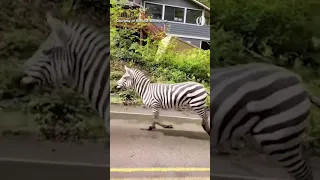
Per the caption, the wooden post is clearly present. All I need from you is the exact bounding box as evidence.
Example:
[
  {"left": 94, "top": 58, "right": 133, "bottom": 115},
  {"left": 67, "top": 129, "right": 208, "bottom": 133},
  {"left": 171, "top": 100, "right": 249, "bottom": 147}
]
[{"left": 140, "top": 28, "right": 143, "bottom": 45}]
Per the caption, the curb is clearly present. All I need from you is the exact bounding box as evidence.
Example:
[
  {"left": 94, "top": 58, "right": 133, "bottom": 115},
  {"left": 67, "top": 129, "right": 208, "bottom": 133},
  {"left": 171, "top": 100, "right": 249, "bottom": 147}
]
[{"left": 110, "top": 111, "right": 202, "bottom": 125}]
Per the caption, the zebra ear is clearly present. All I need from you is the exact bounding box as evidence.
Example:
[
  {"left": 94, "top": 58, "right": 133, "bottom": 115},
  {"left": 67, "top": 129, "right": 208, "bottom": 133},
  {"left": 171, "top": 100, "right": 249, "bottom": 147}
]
[
  {"left": 124, "top": 65, "right": 129, "bottom": 71},
  {"left": 46, "top": 12, "right": 68, "bottom": 43}
]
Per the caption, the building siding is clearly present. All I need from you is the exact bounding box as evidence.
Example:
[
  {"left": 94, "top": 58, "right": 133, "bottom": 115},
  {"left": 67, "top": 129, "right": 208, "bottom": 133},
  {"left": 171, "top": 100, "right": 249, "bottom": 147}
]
[
  {"left": 176, "top": 37, "right": 201, "bottom": 47},
  {"left": 141, "top": 0, "right": 210, "bottom": 40},
  {"left": 142, "top": 0, "right": 204, "bottom": 10},
  {"left": 155, "top": 22, "right": 209, "bottom": 39}
]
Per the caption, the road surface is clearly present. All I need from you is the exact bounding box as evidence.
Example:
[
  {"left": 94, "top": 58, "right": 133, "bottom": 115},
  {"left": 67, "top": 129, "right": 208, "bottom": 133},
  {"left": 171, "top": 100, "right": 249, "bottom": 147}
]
[
  {"left": 110, "top": 118, "right": 210, "bottom": 179},
  {"left": 109, "top": 118, "right": 292, "bottom": 180},
  {"left": 2, "top": 115, "right": 320, "bottom": 180},
  {"left": 0, "top": 138, "right": 109, "bottom": 180}
]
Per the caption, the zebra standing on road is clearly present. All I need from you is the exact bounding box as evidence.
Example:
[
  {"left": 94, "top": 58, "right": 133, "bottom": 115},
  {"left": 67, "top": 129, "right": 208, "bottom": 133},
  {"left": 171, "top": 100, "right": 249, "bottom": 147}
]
[
  {"left": 210, "top": 62, "right": 319, "bottom": 180},
  {"left": 19, "top": 12, "right": 110, "bottom": 135},
  {"left": 116, "top": 65, "right": 210, "bottom": 135}
]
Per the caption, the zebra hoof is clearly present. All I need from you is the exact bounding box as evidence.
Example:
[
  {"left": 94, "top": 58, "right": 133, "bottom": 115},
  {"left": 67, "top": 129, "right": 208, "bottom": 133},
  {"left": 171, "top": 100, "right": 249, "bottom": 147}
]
[
  {"left": 216, "top": 151, "right": 231, "bottom": 156},
  {"left": 140, "top": 126, "right": 156, "bottom": 131},
  {"left": 165, "top": 125, "right": 173, "bottom": 129},
  {"left": 147, "top": 126, "right": 156, "bottom": 131}
]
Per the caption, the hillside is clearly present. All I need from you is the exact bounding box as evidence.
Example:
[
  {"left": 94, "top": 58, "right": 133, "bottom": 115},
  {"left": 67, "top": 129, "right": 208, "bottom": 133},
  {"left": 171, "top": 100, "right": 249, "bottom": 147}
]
[{"left": 0, "top": 0, "right": 111, "bottom": 140}]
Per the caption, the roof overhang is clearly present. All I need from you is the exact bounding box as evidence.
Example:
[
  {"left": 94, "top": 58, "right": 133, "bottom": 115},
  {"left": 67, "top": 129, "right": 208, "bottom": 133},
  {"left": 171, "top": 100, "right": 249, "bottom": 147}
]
[{"left": 190, "top": 0, "right": 210, "bottom": 11}]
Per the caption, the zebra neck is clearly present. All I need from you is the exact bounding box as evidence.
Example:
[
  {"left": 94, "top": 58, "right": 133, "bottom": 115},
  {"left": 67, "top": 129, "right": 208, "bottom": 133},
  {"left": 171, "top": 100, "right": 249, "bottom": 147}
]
[{"left": 134, "top": 79, "right": 151, "bottom": 99}]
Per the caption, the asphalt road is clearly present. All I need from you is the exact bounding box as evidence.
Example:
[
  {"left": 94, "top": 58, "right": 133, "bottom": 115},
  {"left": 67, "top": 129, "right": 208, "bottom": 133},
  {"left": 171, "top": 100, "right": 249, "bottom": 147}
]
[
  {"left": 0, "top": 116, "right": 305, "bottom": 180},
  {"left": 109, "top": 119, "right": 289, "bottom": 180},
  {"left": 110, "top": 118, "right": 210, "bottom": 179},
  {"left": 0, "top": 138, "right": 109, "bottom": 180}
]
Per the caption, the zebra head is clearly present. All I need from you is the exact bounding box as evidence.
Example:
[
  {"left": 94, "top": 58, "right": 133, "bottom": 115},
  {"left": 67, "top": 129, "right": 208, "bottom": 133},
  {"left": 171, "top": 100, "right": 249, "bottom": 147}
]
[
  {"left": 116, "top": 65, "right": 134, "bottom": 89},
  {"left": 19, "top": 12, "right": 72, "bottom": 90}
]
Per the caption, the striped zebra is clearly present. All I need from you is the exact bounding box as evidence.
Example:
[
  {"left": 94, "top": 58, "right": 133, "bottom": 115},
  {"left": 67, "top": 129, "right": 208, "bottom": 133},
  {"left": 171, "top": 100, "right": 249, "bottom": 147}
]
[
  {"left": 211, "top": 62, "right": 319, "bottom": 180},
  {"left": 18, "top": 12, "right": 110, "bottom": 135},
  {"left": 116, "top": 65, "right": 210, "bottom": 134}
]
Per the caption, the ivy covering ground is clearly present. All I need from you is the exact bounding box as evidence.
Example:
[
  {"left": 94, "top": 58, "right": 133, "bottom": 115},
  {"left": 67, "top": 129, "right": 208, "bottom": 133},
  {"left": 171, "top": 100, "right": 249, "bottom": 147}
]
[{"left": 211, "top": 0, "right": 320, "bottom": 150}]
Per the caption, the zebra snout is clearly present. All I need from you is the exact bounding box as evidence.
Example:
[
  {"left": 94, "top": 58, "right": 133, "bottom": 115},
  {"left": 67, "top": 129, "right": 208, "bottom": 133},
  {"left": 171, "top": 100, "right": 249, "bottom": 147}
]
[
  {"left": 116, "top": 85, "right": 122, "bottom": 89},
  {"left": 19, "top": 75, "right": 38, "bottom": 90}
]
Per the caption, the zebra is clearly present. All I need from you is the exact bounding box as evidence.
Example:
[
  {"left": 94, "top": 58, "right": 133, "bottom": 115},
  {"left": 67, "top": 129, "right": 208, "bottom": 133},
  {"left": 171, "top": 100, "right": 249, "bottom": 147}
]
[
  {"left": 18, "top": 12, "right": 110, "bottom": 136},
  {"left": 116, "top": 65, "right": 210, "bottom": 135},
  {"left": 210, "top": 62, "right": 320, "bottom": 180}
]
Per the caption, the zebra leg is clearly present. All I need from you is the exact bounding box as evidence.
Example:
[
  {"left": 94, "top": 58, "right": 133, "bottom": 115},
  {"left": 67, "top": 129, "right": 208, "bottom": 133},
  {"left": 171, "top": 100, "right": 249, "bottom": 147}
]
[
  {"left": 152, "top": 108, "right": 173, "bottom": 129},
  {"left": 215, "top": 137, "right": 247, "bottom": 156},
  {"left": 242, "top": 134, "right": 264, "bottom": 153},
  {"left": 190, "top": 105, "right": 210, "bottom": 136},
  {"left": 214, "top": 140, "right": 233, "bottom": 155},
  {"left": 141, "top": 108, "right": 173, "bottom": 131},
  {"left": 201, "top": 110, "right": 210, "bottom": 136},
  {"left": 253, "top": 133, "right": 314, "bottom": 180}
]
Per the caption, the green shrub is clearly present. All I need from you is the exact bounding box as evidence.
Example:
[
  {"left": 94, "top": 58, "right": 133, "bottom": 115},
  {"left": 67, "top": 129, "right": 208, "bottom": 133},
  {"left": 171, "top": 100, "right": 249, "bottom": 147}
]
[
  {"left": 118, "top": 90, "right": 142, "bottom": 106},
  {"left": 110, "top": 70, "right": 124, "bottom": 80},
  {"left": 309, "top": 111, "right": 320, "bottom": 137},
  {"left": 154, "top": 48, "right": 210, "bottom": 83},
  {"left": 212, "top": 0, "right": 318, "bottom": 69},
  {"left": 150, "top": 67, "right": 188, "bottom": 83},
  {"left": 24, "top": 91, "right": 103, "bottom": 141},
  {"left": 110, "top": 80, "right": 119, "bottom": 93},
  {"left": 212, "top": 0, "right": 320, "bottom": 137}
]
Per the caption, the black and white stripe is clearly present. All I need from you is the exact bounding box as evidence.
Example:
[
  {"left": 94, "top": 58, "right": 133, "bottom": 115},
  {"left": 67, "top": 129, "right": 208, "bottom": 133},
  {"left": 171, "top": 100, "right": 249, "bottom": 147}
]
[
  {"left": 20, "top": 12, "right": 110, "bottom": 133},
  {"left": 116, "top": 66, "right": 210, "bottom": 134},
  {"left": 210, "top": 63, "right": 317, "bottom": 180}
]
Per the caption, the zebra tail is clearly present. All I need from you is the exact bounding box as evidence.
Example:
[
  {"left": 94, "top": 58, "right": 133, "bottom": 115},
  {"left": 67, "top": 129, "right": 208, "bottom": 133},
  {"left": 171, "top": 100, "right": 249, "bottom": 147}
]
[
  {"left": 309, "top": 94, "right": 320, "bottom": 108},
  {"left": 206, "top": 91, "right": 210, "bottom": 96}
]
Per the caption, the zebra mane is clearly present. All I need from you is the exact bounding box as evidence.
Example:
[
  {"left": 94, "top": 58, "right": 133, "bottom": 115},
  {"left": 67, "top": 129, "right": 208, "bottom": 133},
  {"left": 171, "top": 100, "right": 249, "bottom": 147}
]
[
  {"left": 125, "top": 67, "right": 152, "bottom": 84},
  {"left": 46, "top": 12, "right": 108, "bottom": 47},
  {"left": 127, "top": 67, "right": 148, "bottom": 77}
]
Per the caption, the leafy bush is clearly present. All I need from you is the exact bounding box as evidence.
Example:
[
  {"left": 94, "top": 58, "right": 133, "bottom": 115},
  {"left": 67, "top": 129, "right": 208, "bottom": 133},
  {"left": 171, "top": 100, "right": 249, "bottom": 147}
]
[
  {"left": 211, "top": 27, "right": 251, "bottom": 67},
  {"left": 25, "top": 92, "right": 103, "bottom": 141},
  {"left": 212, "top": 0, "right": 312, "bottom": 60},
  {"left": 212, "top": 0, "right": 320, "bottom": 138},
  {"left": 156, "top": 48, "right": 210, "bottom": 83}
]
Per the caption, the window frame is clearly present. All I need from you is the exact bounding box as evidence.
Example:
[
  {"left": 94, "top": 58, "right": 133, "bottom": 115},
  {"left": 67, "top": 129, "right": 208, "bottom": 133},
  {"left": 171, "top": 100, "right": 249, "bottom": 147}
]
[
  {"left": 185, "top": 8, "right": 203, "bottom": 25},
  {"left": 163, "top": 5, "right": 185, "bottom": 23},
  {"left": 144, "top": 2, "right": 164, "bottom": 20},
  {"left": 143, "top": 1, "right": 207, "bottom": 26}
]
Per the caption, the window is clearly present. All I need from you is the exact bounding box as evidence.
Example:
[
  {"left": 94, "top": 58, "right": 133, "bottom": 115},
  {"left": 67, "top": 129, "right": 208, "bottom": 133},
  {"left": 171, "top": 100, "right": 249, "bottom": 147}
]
[
  {"left": 186, "top": 9, "right": 202, "bottom": 24},
  {"left": 205, "top": 17, "right": 210, "bottom": 25},
  {"left": 164, "top": 6, "right": 184, "bottom": 22},
  {"left": 200, "top": 41, "right": 210, "bottom": 50},
  {"left": 145, "top": 3, "right": 163, "bottom": 20}
]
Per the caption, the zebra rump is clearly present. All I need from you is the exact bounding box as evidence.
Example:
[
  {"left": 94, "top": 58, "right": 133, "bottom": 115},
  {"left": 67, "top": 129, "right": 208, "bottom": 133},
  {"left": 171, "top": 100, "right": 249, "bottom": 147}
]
[{"left": 210, "top": 63, "right": 318, "bottom": 180}]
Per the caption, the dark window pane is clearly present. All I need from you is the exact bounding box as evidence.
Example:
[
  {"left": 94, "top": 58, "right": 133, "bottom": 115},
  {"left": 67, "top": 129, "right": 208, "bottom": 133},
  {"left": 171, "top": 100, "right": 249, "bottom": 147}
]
[
  {"left": 201, "top": 41, "right": 210, "bottom": 50},
  {"left": 145, "top": 3, "right": 163, "bottom": 20},
  {"left": 186, "top": 9, "right": 202, "bottom": 24},
  {"left": 205, "top": 17, "right": 210, "bottom": 25},
  {"left": 164, "top": 6, "right": 184, "bottom": 22}
]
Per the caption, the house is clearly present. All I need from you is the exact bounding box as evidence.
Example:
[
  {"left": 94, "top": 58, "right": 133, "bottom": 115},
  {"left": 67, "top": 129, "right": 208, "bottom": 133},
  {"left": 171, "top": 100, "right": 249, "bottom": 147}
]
[{"left": 115, "top": 0, "right": 210, "bottom": 50}]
